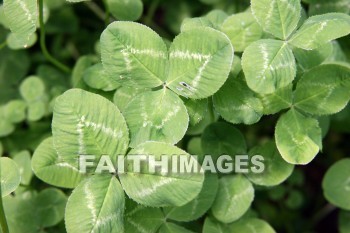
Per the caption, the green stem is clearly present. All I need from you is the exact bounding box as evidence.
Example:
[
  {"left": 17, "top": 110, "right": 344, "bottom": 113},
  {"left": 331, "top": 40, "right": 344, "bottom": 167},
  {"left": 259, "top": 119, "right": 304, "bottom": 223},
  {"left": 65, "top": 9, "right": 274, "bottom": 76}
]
[
  {"left": 144, "top": 0, "right": 160, "bottom": 26},
  {"left": 102, "top": 0, "right": 111, "bottom": 26},
  {"left": 0, "top": 164, "right": 9, "bottom": 233},
  {"left": 208, "top": 98, "right": 215, "bottom": 123},
  {"left": 38, "top": 0, "right": 71, "bottom": 73},
  {"left": 311, "top": 203, "right": 336, "bottom": 226},
  {"left": 84, "top": 1, "right": 106, "bottom": 22}
]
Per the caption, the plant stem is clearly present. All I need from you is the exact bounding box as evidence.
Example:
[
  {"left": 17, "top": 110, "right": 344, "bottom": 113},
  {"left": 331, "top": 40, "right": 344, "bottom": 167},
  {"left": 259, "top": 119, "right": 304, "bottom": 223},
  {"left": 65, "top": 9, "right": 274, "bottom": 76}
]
[
  {"left": 208, "top": 98, "right": 215, "bottom": 123},
  {"left": 0, "top": 163, "right": 9, "bottom": 233},
  {"left": 38, "top": 0, "right": 71, "bottom": 73},
  {"left": 144, "top": 0, "right": 160, "bottom": 26},
  {"left": 84, "top": 1, "right": 106, "bottom": 22},
  {"left": 311, "top": 203, "right": 336, "bottom": 226},
  {"left": 102, "top": 0, "right": 111, "bottom": 25}
]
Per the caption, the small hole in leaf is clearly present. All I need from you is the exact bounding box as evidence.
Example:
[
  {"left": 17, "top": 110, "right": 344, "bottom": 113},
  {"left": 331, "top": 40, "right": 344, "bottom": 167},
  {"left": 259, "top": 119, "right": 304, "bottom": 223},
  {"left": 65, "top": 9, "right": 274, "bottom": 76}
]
[{"left": 180, "top": 82, "right": 189, "bottom": 87}]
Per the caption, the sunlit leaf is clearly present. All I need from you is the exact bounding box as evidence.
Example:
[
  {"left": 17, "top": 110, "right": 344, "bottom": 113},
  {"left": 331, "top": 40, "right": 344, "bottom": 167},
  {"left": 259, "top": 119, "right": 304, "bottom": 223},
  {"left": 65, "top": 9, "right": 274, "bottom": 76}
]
[
  {"left": 242, "top": 39, "right": 296, "bottom": 94},
  {"left": 32, "top": 137, "right": 85, "bottom": 189},
  {"left": 65, "top": 175, "right": 125, "bottom": 233},
  {"left": 275, "top": 109, "right": 322, "bottom": 165},
  {"left": 289, "top": 13, "right": 350, "bottom": 50},
  {"left": 213, "top": 74, "right": 263, "bottom": 124},
  {"left": 251, "top": 0, "right": 301, "bottom": 39},
  {"left": 123, "top": 89, "right": 188, "bottom": 148},
  {"left": 52, "top": 89, "right": 129, "bottom": 165},
  {"left": 247, "top": 141, "right": 294, "bottom": 186},
  {"left": 101, "top": 21, "right": 168, "bottom": 88},
  {"left": 165, "top": 173, "right": 218, "bottom": 222},
  {"left": 222, "top": 12, "right": 263, "bottom": 52},
  {"left": 294, "top": 63, "right": 350, "bottom": 116},
  {"left": 211, "top": 175, "right": 254, "bottom": 223},
  {"left": 0, "top": 157, "right": 21, "bottom": 197},
  {"left": 167, "top": 27, "right": 233, "bottom": 99},
  {"left": 119, "top": 142, "right": 204, "bottom": 207},
  {"left": 3, "top": 0, "right": 37, "bottom": 47}
]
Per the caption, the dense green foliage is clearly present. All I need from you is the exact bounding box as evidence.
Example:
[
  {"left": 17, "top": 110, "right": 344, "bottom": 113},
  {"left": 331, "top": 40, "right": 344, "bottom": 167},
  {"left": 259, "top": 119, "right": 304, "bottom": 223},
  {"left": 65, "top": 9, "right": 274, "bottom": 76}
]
[{"left": 0, "top": 0, "right": 350, "bottom": 232}]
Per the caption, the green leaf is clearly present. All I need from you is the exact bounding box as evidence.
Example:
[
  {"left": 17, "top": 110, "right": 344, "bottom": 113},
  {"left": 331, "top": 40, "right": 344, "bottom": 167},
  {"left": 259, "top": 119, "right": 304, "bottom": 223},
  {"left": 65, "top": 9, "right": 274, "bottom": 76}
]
[
  {"left": 275, "top": 109, "right": 322, "bottom": 165},
  {"left": 186, "top": 107, "right": 217, "bottom": 136},
  {"left": 3, "top": 100, "right": 27, "bottom": 124},
  {"left": 32, "top": 137, "right": 85, "bottom": 189},
  {"left": 213, "top": 74, "right": 263, "bottom": 125},
  {"left": 119, "top": 141, "right": 204, "bottom": 207},
  {"left": 13, "top": 150, "right": 32, "bottom": 185},
  {"left": 83, "top": 63, "right": 121, "bottom": 91},
  {"left": 228, "top": 218, "right": 276, "bottom": 233},
  {"left": 222, "top": 12, "right": 263, "bottom": 52},
  {"left": 182, "top": 98, "right": 208, "bottom": 126},
  {"left": 322, "top": 158, "right": 350, "bottom": 210},
  {"left": 0, "top": 115, "right": 15, "bottom": 137},
  {"left": 285, "top": 190, "right": 304, "bottom": 209},
  {"left": 37, "top": 65, "right": 70, "bottom": 91},
  {"left": 27, "top": 99, "right": 48, "bottom": 122},
  {"left": 124, "top": 199, "right": 165, "bottom": 233},
  {"left": 113, "top": 85, "right": 145, "bottom": 112},
  {"left": 251, "top": 0, "right": 301, "bottom": 40},
  {"left": 71, "top": 55, "right": 98, "bottom": 88},
  {"left": 201, "top": 122, "right": 247, "bottom": 160},
  {"left": 319, "top": 116, "right": 330, "bottom": 138},
  {"left": 65, "top": 175, "right": 125, "bottom": 233},
  {"left": 242, "top": 39, "right": 296, "bottom": 94},
  {"left": 258, "top": 84, "right": 293, "bottom": 115},
  {"left": 203, "top": 217, "right": 230, "bottom": 233},
  {"left": 230, "top": 55, "right": 242, "bottom": 78},
  {"left": 326, "top": 41, "right": 348, "bottom": 63},
  {"left": 165, "top": 173, "right": 218, "bottom": 222},
  {"left": 187, "top": 137, "right": 203, "bottom": 159},
  {"left": 0, "top": 141, "right": 3, "bottom": 156},
  {"left": 106, "top": 0, "right": 143, "bottom": 21},
  {"left": 3, "top": 188, "right": 67, "bottom": 232},
  {"left": 247, "top": 141, "right": 294, "bottom": 186},
  {"left": 20, "top": 76, "right": 48, "bottom": 121},
  {"left": 294, "top": 63, "right": 350, "bottom": 116},
  {"left": 180, "top": 10, "right": 228, "bottom": 32},
  {"left": 309, "top": 0, "right": 350, "bottom": 15},
  {"left": 339, "top": 210, "right": 350, "bottom": 233},
  {"left": 180, "top": 17, "right": 214, "bottom": 32},
  {"left": 0, "top": 6, "right": 9, "bottom": 28},
  {"left": 159, "top": 223, "right": 194, "bottom": 233},
  {"left": 211, "top": 175, "right": 254, "bottom": 223},
  {"left": 101, "top": 21, "right": 167, "bottom": 88},
  {"left": 0, "top": 157, "right": 21, "bottom": 197},
  {"left": 167, "top": 27, "right": 233, "bottom": 99},
  {"left": 123, "top": 89, "right": 188, "bottom": 148},
  {"left": 268, "top": 186, "right": 287, "bottom": 201},
  {"left": 52, "top": 89, "right": 129, "bottom": 165},
  {"left": 0, "top": 48, "right": 30, "bottom": 104},
  {"left": 293, "top": 42, "right": 333, "bottom": 71},
  {"left": 289, "top": 13, "right": 350, "bottom": 50},
  {"left": 3, "top": 0, "right": 38, "bottom": 47},
  {"left": 7, "top": 32, "right": 37, "bottom": 50},
  {"left": 20, "top": 76, "right": 45, "bottom": 101},
  {"left": 35, "top": 188, "right": 67, "bottom": 227},
  {"left": 205, "top": 10, "right": 228, "bottom": 29}
]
